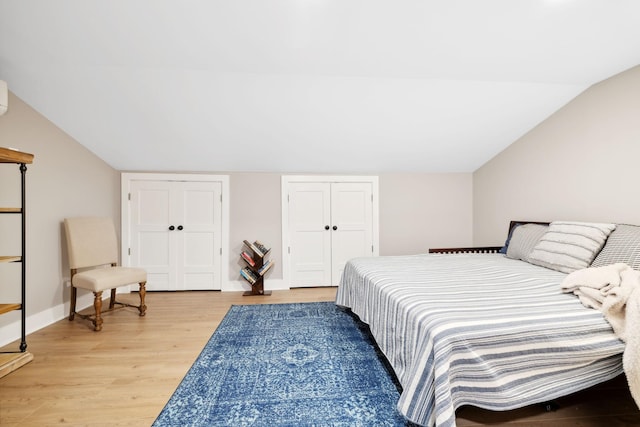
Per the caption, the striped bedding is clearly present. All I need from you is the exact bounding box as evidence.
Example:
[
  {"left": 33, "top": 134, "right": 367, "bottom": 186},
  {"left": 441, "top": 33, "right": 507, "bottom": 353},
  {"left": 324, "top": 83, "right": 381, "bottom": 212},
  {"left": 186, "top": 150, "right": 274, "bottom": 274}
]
[{"left": 336, "top": 253, "right": 625, "bottom": 427}]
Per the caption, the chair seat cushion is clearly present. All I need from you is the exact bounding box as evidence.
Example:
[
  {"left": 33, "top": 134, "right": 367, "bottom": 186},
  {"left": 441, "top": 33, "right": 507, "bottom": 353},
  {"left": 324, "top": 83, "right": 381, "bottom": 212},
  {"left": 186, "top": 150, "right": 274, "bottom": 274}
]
[{"left": 72, "top": 267, "right": 147, "bottom": 292}]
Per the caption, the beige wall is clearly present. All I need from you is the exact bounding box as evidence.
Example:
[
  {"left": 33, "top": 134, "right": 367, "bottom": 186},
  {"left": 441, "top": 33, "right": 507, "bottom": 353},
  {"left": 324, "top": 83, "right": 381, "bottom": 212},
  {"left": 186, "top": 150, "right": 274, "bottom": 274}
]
[
  {"left": 229, "top": 172, "right": 284, "bottom": 283},
  {"left": 0, "top": 92, "right": 120, "bottom": 344},
  {"left": 379, "top": 173, "right": 473, "bottom": 255},
  {"left": 473, "top": 65, "right": 640, "bottom": 245}
]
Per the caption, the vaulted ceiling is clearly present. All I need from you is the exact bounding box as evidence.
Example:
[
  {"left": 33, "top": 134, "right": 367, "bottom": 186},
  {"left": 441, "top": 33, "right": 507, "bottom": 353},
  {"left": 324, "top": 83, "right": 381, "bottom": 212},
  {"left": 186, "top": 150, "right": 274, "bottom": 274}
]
[{"left": 1, "top": 1, "right": 639, "bottom": 173}]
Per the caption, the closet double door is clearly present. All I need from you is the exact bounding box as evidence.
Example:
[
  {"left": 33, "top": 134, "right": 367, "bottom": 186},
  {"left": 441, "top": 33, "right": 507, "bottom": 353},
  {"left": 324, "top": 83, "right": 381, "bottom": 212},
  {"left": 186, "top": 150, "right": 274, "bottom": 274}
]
[
  {"left": 284, "top": 177, "right": 378, "bottom": 287},
  {"left": 125, "top": 176, "right": 224, "bottom": 291}
]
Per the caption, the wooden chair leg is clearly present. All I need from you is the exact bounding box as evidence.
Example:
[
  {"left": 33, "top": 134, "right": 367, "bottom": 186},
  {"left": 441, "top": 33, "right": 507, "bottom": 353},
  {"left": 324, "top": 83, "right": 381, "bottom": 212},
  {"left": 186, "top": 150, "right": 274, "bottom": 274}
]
[
  {"left": 109, "top": 288, "right": 116, "bottom": 309},
  {"left": 138, "top": 282, "right": 147, "bottom": 316},
  {"left": 93, "top": 291, "right": 104, "bottom": 331},
  {"left": 69, "top": 286, "right": 77, "bottom": 321}
]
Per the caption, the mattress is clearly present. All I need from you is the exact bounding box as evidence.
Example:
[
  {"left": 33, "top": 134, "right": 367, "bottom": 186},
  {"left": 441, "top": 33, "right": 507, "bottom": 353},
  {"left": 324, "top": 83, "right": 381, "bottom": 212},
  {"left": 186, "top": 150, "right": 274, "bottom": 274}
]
[{"left": 336, "top": 253, "right": 625, "bottom": 427}]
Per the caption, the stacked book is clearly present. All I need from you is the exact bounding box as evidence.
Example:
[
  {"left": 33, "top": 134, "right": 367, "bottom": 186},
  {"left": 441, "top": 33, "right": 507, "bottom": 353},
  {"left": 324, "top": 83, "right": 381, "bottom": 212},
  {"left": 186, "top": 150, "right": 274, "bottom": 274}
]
[
  {"left": 241, "top": 251, "right": 255, "bottom": 267},
  {"left": 258, "top": 259, "right": 274, "bottom": 276},
  {"left": 243, "top": 240, "right": 270, "bottom": 257},
  {"left": 240, "top": 267, "right": 258, "bottom": 284}
]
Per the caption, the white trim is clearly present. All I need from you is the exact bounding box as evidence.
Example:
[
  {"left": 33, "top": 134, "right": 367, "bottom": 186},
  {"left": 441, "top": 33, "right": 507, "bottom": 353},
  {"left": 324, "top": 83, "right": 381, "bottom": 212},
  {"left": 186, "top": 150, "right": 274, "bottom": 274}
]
[
  {"left": 0, "top": 291, "right": 109, "bottom": 347},
  {"left": 281, "top": 175, "right": 379, "bottom": 289},
  {"left": 0, "top": 277, "right": 292, "bottom": 346},
  {"left": 120, "top": 172, "right": 230, "bottom": 291},
  {"left": 0, "top": 307, "right": 65, "bottom": 347}
]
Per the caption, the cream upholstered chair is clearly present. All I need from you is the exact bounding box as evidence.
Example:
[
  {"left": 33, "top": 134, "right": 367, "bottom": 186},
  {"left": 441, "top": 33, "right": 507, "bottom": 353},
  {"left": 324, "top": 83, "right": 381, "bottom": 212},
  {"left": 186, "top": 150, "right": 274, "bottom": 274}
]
[{"left": 64, "top": 217, "right": 147, "bottom": 331}]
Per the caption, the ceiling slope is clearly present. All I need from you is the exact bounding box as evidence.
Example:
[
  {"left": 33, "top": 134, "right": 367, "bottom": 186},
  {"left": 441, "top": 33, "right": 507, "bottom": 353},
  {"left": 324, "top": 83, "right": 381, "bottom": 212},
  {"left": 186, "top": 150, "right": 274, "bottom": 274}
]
[{"left": 1, "top": 1, "right": 639, "bottom": 173}]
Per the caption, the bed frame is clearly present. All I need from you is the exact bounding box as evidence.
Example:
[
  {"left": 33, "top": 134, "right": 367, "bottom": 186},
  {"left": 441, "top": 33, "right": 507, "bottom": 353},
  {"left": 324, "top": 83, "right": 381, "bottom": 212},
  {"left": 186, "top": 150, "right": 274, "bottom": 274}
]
[{"left": 429, "top": 220, "right": 549, "bottom": 254}]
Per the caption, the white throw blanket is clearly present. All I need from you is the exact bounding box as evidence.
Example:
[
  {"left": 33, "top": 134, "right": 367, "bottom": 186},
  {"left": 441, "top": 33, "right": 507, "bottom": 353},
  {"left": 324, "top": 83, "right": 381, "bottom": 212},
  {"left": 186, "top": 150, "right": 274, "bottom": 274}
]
[{"left": 562, "top": 263, "right": 640, "bottom": 408}]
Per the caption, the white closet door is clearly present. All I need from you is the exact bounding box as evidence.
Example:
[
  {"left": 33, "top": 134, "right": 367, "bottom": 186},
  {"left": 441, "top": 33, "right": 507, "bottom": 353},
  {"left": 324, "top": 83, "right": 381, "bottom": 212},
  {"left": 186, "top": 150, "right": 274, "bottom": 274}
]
[
  {"left": 330, "top": 182, "right": 373, "bottom": 285},
  {"left": 129, "top": 179, "right": 222, "bottom": 291},
  {"left": 286, "top": 180, "right": 375, "bottom": 287},
  {"left": 288, "top": 182, "right": 332, "bottom": 286}
]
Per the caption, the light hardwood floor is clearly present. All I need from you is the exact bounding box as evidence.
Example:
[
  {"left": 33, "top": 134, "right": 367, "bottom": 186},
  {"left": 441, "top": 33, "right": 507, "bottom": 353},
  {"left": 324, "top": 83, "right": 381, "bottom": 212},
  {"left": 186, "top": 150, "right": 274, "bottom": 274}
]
[{"left": 0, "top": 288, "right": 638, "bottom": 426}]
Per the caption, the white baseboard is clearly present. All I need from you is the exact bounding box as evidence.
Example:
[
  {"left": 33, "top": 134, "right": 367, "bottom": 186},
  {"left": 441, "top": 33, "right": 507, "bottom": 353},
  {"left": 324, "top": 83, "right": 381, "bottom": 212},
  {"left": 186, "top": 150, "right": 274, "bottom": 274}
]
[
  {"left": 0, "top": 302, "right": 67, "bottom": 348},
  {"left": 0, "top": 291, "right": 101, "bottom": 348},
  {"left": 0, "top": 281, "right": 291, "bottom": 347}
]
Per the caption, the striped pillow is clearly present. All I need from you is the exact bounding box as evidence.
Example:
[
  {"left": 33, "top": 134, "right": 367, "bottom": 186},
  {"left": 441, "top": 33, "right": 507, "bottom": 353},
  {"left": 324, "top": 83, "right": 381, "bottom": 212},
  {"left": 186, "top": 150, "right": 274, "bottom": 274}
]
[
  {"left": 591, "top": 224, "right": 640, "bottom": 270},
  {"left": 505, "top": 223, "right": 549, "bottom": 262},
  {"left": 528, "top": 221, "right": 616, "bottom": 273}
]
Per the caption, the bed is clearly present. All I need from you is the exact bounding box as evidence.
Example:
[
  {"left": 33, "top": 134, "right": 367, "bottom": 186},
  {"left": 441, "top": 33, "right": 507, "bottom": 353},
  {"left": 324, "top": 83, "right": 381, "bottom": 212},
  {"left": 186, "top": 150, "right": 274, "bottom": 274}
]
[{"left": 335, "top": 220, "right": 638, "bottom": 427}]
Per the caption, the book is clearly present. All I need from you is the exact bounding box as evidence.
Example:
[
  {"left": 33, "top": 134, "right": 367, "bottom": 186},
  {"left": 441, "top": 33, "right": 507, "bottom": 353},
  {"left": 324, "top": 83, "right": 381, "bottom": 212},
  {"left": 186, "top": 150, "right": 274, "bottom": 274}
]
[
  {"left": 240, "top": 267, "right": 257, "bottom": 284},
  {"left": 241, "top": 251, "right": 255, "bottom": 267},
  {"left": 246, "top": 267, "right": 258, "bottom": 280},
  {"left": 258, "top": 259, "right": 274, "bottom": 276},
  {"left": 243, "top": 239, "right": 264, "bottom": 257},
  {"left": 254, "top": 240, "right": 270, "bottom": 255}
]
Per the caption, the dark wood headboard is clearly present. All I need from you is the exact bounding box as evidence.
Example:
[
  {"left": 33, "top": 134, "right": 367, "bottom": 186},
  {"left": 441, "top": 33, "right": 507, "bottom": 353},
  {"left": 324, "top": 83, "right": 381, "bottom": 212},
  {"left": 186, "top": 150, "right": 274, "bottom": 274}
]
[
  {"left": 428, "top": 220, "right": 550, "bottom": 254},
  {"left": 507, "top": 220, "right": 549, "bottom": 234}
]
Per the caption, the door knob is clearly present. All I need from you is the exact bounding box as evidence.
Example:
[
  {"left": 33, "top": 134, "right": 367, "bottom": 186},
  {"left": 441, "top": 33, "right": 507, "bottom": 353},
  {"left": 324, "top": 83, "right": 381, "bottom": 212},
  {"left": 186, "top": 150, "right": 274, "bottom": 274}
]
[
  {"left": 325, "top": 225, "right": 330, "bottom": 230},
  {"left": 177, "top": 225, "right": 184, "bottom": 231},
  {"left": 332, "top": 225, "right": 338, "bottom": 231},
  {"left": 168, "top": 225, "right": 175, "bottom": 231}
]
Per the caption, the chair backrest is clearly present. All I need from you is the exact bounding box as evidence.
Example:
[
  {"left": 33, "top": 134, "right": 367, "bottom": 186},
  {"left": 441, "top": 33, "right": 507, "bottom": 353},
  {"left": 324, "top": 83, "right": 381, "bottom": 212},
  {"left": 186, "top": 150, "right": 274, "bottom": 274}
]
[{"left": 64, "top": 217, "right": 119, "bottom": 269}]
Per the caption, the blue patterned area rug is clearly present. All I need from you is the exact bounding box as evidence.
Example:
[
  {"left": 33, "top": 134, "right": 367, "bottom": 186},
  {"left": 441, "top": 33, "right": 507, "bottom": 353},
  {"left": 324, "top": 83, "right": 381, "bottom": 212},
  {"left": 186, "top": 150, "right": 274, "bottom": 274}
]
[{"left": 153, "top": 302, "right": 410, "bottom": 426}]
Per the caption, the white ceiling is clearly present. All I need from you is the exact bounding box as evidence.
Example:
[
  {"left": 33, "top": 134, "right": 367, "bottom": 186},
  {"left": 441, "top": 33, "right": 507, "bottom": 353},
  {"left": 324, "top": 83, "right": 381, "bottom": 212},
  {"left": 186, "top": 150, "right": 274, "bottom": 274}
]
[{"left": 1, "top": 1, "right": 639, "bottom": 173}]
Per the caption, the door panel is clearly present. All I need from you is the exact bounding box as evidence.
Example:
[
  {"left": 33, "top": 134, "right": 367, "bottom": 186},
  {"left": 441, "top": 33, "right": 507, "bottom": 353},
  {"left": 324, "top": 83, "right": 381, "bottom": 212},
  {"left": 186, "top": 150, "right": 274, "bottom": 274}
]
[
  {"left": 138, "top": 189, "right": 171, "bottom": 225},
  {"left": 130, "top": 181, "right": 174, "bottom": 291},
  {"left": 288, "top": 183, "right": 331, "bottom": 287},
  {"left": 331, "top": 183, "right": 373, "bottom": 285},
  {"left": 183, "top": 186, "right": 217, "bottom": 224},
  {"left": 175, "top": 181, "right": 222, "bottom": 290},
  {"left": 135, "top": 231, "right": 171, "bottom": 291}
]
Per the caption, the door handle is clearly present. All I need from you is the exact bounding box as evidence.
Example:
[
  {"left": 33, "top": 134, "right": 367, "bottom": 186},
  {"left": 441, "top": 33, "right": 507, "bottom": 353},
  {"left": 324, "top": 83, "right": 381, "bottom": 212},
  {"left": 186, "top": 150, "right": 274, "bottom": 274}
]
[
  {"left": 332, "top": 225, "right": 338, "bottom": 231},
  {"left": 325, "top": 225, "right": 330, "bottom": 230},
  {"left": 177, "top": 225, "right": 184, "bottom": 231},
  {"left": 168, "top": 225, "right": 175, "bottom": 231}
]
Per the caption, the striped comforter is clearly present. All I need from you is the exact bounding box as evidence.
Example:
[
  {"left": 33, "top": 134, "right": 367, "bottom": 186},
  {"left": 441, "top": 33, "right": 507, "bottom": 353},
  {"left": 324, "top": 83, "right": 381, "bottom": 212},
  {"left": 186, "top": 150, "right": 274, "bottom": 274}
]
[{"left": 336, "top": 253, "right": 625, "bottom": 427}]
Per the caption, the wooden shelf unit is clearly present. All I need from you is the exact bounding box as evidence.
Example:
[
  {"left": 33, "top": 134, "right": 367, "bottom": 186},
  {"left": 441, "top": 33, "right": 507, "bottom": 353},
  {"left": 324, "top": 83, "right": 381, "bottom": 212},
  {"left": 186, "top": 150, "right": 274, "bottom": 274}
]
[
  {"left": 0, "top": 303, "right": 22, "bottom": 315},
  {"left": 240, "top": 240, "right": 274, "bottom": 296},
  {"left": 0, "top": 147, "right": 34, "bottom": 378},
  {"left": 0, "top": 147, "right": 34, "bottom": 164}
]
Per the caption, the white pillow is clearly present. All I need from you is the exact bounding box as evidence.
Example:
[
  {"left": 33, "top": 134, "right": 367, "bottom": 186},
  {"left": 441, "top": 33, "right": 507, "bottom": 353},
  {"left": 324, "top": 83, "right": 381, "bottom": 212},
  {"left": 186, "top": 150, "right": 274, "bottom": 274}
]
[{"left": 528, "top": 221, "right": 616, "bottom": 273}]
